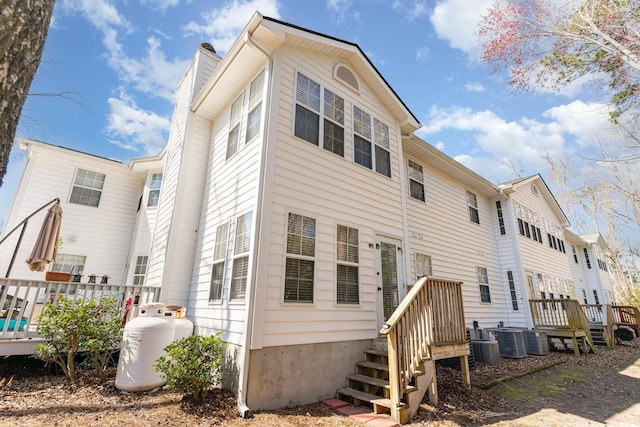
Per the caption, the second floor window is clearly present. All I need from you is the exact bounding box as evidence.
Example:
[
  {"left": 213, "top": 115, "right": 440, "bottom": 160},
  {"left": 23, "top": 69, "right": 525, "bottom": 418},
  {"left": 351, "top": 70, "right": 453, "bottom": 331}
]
[
  {"left": 246, "top": 70, "right": 265, "bottom": 142},
  {"left": 147, "top": 173, "right": 163, "bottom": 207},
  {"left": 354, "top": 106, "right": 391, "bottom": 177},
  {"left": 408, "top": 159, "right": 425, "bottom": 202},
  {"left": 70, "top": 169, "right": 105, "bottom": 207},
  {"left": 467, "top": 191, "right": 480, "bottom": 224},
  {"left": 226, "top": 95, "right": 243, "bottom": 159}
]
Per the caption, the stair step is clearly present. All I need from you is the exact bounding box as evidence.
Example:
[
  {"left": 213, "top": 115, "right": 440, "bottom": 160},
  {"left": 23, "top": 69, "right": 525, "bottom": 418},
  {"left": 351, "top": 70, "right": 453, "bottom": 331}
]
[
  {"left": 337, "top": 387, "right": 406, "bottom": 413},
  {"left": 356, "top": 361, "right": 389, "bottom": 372},
  {"left": 347, "top": 373, "right": 389, "bottom": 388},
  {"left": 365, "top": 349, "right": 388, "bottom": 357}
]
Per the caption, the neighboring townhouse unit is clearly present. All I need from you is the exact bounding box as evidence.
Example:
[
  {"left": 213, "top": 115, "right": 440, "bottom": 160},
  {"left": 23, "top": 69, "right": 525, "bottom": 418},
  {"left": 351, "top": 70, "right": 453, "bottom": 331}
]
[{"left": 1, "top": 12, "right": 626, "bottom": 424}]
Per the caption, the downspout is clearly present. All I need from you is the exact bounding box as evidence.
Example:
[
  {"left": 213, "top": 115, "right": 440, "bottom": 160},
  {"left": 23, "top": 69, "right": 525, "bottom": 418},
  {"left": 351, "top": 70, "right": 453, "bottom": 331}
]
[{"left": 237, "top": 29, "right": 273, "bottom": 418}]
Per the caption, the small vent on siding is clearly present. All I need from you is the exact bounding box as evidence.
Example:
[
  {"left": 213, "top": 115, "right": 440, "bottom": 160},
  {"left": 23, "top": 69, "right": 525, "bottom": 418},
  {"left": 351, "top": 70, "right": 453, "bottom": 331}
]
[
  {"left": 531, "top": 184, "right": 539, "bottom": 196},
  {"left": 334, "top": 64, "right": 359, "bottom": 92}
]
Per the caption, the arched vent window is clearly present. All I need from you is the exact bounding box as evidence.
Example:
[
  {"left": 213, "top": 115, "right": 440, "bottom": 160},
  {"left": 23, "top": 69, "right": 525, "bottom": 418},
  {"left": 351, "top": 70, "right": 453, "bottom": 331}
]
[
  {"left": 531, "top": 184, "right": 539, "bottom": 196},
  {"left": 334, "top": 64, "right": 359, "bottom": 92}
]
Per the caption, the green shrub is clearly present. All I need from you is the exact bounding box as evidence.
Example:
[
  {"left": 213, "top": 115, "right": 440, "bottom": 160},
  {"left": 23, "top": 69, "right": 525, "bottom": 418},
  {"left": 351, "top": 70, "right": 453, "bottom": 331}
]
[
  {"left": 34, "top": 296, "right": 123, "bottom": 383},
  {"left": 154, "top": 333, "right": 226, "bottom": 401}
]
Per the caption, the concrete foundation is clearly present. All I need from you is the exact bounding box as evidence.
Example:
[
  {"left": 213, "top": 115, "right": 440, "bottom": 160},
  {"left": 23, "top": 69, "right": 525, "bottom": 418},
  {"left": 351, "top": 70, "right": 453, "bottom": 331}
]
[{"left": 246, "top": 339, "right": 373, "bottom": 410}]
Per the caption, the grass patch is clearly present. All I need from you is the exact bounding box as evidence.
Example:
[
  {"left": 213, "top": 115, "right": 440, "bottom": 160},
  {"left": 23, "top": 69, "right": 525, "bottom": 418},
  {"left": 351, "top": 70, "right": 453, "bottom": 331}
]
[{"left": 492, "top": 364, "right": 588, "bottom": 406}]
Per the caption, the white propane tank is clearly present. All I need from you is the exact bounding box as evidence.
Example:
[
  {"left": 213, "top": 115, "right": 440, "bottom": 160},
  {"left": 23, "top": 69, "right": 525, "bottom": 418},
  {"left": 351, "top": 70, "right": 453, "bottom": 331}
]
[
  {"left": 115, "top": 303, "right": 176, "bottom": 392},
  {"left": 165, "top": 306, "right": 194, "bottom": 341}
]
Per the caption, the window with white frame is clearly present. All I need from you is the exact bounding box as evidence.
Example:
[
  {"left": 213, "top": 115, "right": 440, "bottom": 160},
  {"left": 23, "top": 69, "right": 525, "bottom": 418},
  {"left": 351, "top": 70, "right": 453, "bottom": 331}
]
[
  {"left": 593, "top": 290, "right": 600, "bottom": 304},
  {"left": 70, "top": 169, "right": 105, "bottom": 207},
  {"left": 408, "top": 159, "right": 425, "bottom": 202},
  {"left": 294, "top": 72, "right": 345, "bottom": 157},
  {"left": 415, "top": 253, "right": 432, "bottom": 280},
  {"left": 467, "top": 191, "right": 480, "bottom": 224},
  {"left": 50, "top": 254, "right": 86, "bottom": 274},
  {"left": 246, "top": 71, "right": 264, "bottom": 142},
  {"left": 496, "top": 201, "right": 506, "bottom": 235},
  {"left": 209, "top": 222, "right": 229, "bottom": 301},
  {"left": 230, "top": 212, "right": 252, "bottom": 300},
  {"left": 584, "top": 248, "right": 592, "bottom": 268},
  {"left": 572, "top": 245, "right": 579, "bottom": 263},
  {"left": 336, "top": 224, "right": 359, "bottom": 304},
  {"left": 133, "top": 255, "right": 148, "bottom": 285},
  {"left": 507, "top": 271, "right": 518, "bottom": 310},
  {"left": 477, "top": 266, "right": 490, "bottom": 303},
  {"left": 284, "top": 213, "right": 316, "bottom": 303},
  {"left": 226, "top": 94, "right": 243, "bottom": 159},
  {"left": 353, "top": 106, "right": 391, "bottom": 177},
  {"left": 147, "top": 173, "right": 163, "bottom": 207}
]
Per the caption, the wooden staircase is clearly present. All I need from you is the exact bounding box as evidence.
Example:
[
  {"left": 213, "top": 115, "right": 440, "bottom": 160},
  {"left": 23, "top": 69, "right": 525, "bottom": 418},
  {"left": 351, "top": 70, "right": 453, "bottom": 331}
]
[
  {"left": 336, "top": 338, "right": 437, "bottom": 423},
  {"left": 336, "top": 277, "right": 469, "bottom": 425}
]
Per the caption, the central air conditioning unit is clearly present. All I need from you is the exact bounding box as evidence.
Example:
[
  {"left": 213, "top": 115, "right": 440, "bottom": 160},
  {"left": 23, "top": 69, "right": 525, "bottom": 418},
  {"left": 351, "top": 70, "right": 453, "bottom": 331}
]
[
  {"left": 492, "top": 328, "right": 527, "bottom": 358},
  {"left": 470, "top": 340, "right": 501, "bottom": 366},
  {"left": 523, "top": 330, "right": 550, "bottom": 355}
]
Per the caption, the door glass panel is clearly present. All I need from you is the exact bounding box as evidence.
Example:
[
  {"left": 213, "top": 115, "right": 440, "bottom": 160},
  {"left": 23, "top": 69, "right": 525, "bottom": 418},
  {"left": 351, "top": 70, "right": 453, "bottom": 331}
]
[{"left": 381, "top": 242, "right": 399, "bottom": 321}]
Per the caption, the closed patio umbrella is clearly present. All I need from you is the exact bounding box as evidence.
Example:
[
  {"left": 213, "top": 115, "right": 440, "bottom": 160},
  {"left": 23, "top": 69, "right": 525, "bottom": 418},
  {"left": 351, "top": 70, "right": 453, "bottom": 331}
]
[{"left": 25, "top": 202, "right": 63, "bottom": 272}]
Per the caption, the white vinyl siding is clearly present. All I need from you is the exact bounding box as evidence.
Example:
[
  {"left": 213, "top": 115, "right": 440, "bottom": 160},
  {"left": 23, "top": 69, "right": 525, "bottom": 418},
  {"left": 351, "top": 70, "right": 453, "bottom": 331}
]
[
  {"left": 336, "top": 224, "right": 359, "bottom": 304},
  {"left": 70, "top": 169, "right": 105, "bottom": 207}
]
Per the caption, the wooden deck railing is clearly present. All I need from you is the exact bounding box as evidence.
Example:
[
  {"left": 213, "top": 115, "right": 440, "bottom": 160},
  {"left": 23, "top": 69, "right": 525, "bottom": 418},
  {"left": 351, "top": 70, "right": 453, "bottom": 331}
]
[
  {"left": 582, "top": 304, "right": 604, "bottom": 324},
  {"left": 0, "top": 278, "right": 160, "bottom": 341},
  {"left": 380, "top": 277, "right": 465, "bottom": 422},
  {"left": 530, "top": 298, "right": 593, "bottom": 349},
  {"left": 612, "top": 305, "right": 640, "bottom": 335}
]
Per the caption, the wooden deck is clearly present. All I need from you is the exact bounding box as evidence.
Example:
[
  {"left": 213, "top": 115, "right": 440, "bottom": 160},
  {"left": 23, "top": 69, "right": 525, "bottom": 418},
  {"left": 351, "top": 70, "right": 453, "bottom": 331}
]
[{"left": 529, "top": 299, "right": 595, "bottom": 356}]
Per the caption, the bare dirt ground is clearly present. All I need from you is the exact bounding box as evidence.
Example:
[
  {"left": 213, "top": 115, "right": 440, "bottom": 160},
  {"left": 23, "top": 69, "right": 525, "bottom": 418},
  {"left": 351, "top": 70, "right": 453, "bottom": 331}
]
[{"left": 1, "top": 342, "right": 639, "bottom": 426}]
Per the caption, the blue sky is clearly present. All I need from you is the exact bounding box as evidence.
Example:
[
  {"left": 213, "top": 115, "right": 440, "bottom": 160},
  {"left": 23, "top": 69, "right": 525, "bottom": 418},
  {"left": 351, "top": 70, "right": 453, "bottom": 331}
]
[{"left": 1, "top": 0, "right": 617, "bottom": 231}]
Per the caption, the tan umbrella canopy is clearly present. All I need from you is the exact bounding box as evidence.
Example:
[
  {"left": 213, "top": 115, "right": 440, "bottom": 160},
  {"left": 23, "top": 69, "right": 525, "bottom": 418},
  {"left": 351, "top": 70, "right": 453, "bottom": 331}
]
[{"left": 26, "top": 202, "right": 63, "bottom": 272}]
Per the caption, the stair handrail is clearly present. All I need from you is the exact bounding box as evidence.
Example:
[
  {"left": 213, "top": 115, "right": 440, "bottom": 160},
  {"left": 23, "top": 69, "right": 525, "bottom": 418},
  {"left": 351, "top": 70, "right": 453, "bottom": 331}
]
[
  {"left": 565, "top": 299, "right": 594, "bottom": 349},
  {"left": 380, "top": 276, "right": 465, "bottom": 422},
  {"left": 604, "top": 304, "right": 616, "bottom": 347}
]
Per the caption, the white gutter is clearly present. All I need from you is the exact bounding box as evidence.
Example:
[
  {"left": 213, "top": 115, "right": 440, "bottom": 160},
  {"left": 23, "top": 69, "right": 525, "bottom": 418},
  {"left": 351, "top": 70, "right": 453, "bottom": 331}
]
[{"left": 237, "top": 27, "right": 273, "bottom": 419}]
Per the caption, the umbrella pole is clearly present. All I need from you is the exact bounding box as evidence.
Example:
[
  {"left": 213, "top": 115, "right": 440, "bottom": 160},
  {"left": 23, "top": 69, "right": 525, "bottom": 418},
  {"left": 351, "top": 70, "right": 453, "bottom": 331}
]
[
  {"left": 0, "top": 197, "right": 61, "bottom": 278},
  {"left": 5, "top": 222, "right": 28, "bottom": 278}
]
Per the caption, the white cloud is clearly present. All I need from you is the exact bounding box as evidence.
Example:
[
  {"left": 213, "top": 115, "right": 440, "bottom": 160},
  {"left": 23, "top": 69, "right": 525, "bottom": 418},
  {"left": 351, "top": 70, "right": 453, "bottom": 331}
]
[
  {"left": 60, "top": 0, "right": 132, "bottom": 33},
  {"left": 416, "top": 101, "right": 613, "bottom": 181},
  {"left": 106, "top": 36, "right": 191, "bottom": 101},
  {"left": 392, "top": 1, "right": 429, "bottom": 20},
  {"left": 429, "top": 0, "right": 492, "bottom": 58},
  {"left": 327, "top": 0, "right": 352, "bottom": 11},
  {"left": 105, "top": 91, "right": 171, "bottom": 154},
  {"left": 416, "top": 46, "right": 430, "bottom": 61},
  {"left": 464, "top": 82, "right": 485, "bottom": 92},
  {"left": 183, "top": 0, "right": 281, "bottom": 53},
  {"left": 140, "top": 0, "right": 192, "bottom": 12}
]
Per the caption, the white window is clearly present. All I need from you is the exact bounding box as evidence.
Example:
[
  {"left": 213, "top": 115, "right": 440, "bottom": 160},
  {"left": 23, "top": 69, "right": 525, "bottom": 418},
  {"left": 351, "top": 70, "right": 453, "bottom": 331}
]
[
  {"left": 246, "top": 70, "right": 264, "bottom": 142},
  {"left": 353, "top": 106, "right": 390, "bottom": 177},
  {"left": 467, "top": 191, "right": 479, "bottom": 224},
  {"left": 336, "top": 225, "right": 359, "bottom": 304},
  {"left": 284, "top": 213, "right": 316, "bottom": 303},
  {"left": 226, "top": 95, "right": 243, "bottom": 159},
  {"left": 70, "top": 169, "right": 105, "bottom": 207},
  {"left": 507, "top": 271, "right": 518, "bottom": 310},
  {"left": 50, "top": 254, "right": 86, "bottom": 274},
  {"left": 133, "top": 255, "right": 148, "bottom": 285},
  {"left": 209, "top": 222, "right": 229, "bottom": 301},
  {"left": 477, "top": 266, "right": 490, "bottom": 303},
  {"left": 415, "top": 253, "right": 432, "bottom": 280},
  {"left": 230, "top": 212, "right": 252, "bottom": 300},
  {"left": 408, "top": 159, "right": 425, "bottom": 202},
  {"left": 495, "top": 201, "right": 506, "bottom": 235},
  {"left": 147, "top": 173, "right": 163, "bottom": 207},
  {"left": 294, "top": 72, "right": 345, "bottom": 157}
]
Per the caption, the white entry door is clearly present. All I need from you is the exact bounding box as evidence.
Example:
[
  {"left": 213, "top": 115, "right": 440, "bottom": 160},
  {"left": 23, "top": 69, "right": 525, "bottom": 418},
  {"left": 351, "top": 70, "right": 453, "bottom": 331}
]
[{"left": 375, "top": 236, "right": 404, "bottom": 332}]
